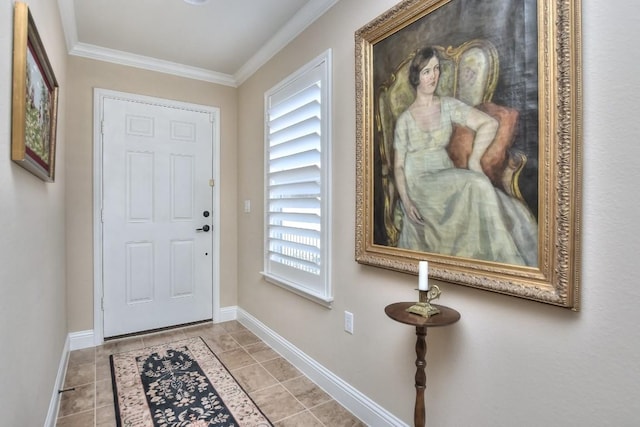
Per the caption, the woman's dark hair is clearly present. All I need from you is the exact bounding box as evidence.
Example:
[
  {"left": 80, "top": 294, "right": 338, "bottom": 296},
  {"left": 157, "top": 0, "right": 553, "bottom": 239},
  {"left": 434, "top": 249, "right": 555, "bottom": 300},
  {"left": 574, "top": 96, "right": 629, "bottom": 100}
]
[{"left": 409, "top": 47, "right": 439, "bottom": 89}]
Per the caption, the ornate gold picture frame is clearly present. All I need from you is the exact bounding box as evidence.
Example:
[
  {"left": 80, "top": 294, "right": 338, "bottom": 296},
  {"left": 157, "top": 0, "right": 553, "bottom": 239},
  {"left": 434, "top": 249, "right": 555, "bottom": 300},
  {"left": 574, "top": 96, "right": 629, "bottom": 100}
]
[
  {"left": 12, "top": 2, "right": 59, "bottom": 182},
  {"left": 355, "top": 0, "right": 582, "bottom": 309}
]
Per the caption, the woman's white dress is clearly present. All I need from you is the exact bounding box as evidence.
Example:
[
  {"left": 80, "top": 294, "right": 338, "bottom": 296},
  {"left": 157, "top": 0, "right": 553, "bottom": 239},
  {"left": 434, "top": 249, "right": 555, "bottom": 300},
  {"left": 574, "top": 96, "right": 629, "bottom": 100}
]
[{"left": 393, "top": 97, "right": 538, "bottom": 266}]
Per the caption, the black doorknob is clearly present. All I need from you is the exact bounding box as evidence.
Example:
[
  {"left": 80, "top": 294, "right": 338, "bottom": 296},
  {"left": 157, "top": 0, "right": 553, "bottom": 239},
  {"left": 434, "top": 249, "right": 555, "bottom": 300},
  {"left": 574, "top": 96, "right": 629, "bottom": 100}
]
[
  {"left": 196, "top": 225, "right": 210, "bottom": 232},
  {"left": 203, "top": 211, "right": 210, "bottom": 217}
]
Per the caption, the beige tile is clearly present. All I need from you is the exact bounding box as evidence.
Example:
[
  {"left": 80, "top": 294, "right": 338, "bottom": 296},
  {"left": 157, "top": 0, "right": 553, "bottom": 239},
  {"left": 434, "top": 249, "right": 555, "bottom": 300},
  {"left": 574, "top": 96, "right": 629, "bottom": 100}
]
[
  {"left": 68, "top": 347, "right": 95, "bottom": 366},
  {"left": 56, "top": 409, "right": 94, "bottom": 426},
  {"left": 231, "top": 363, "right": 279, "bottom": 393},
  {"left": 182, "top": 322, "right": 228, "bottom": 339},
  {"left": 311, "top": 400, "right": 365, "bottom": 427},
  {"left": 275, "top": 410, "right": 324, "bottom": 427},
  {"left": 95, "top": 378, "right": 114, "bottom": 408},
  {"left": 282, "top": 376, "right": 331, "bottom": 408},
  {"left": 251, "top": 384, "right": 305, "bottom": 423},
  {"left": 262, "top": 357, "right": 302, "bottom": 382},
  {"left": 230, "top": 329, "right": 261, "bottom": 346},
  {"left": 98, "top": 336, "right": 145, "bottom": 357},
  {"left": 244, "top": 341, "right": 280, "bottom": 362},
  {"left": 202, "top": 333, "right": 241, "bottom": 353},
  {"left": 96, "top": 405, "right": 117, "bottom": 426},
  {"left": 181, "top": 323, "right": 209, "bottom": 337},
  {"left": 96, "top": 354, "right": 112, "bottom": 380},
  {"left": 141, "top": 329, "right": 186, "bottom": 347},
  {"left": 58, "top": 382, "right": 95, "bottom": 417},
  {"left": 221, "top": 320, "right": 247, "bottom": 333},
  {"left": 217, "top": 347, "right": 257, "bottom": 370},
  {"left": 63, "top": 362, "right": 95, "bottom": 388}
]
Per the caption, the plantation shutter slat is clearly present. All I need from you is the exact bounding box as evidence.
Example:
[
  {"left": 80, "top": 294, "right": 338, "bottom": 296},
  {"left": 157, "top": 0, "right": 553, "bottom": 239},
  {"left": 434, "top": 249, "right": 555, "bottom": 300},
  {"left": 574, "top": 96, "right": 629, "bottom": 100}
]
[
  {"left": 269, "top": 84, "right": 321, "bottom": 120},
  {"left": 269, "top": 150, "right": 320, "bottom": 174},
  {"left": 269, "top": 117, "right": 320, "bottom": 147},
  {"left": 270, "top": 165, "right": 320, "bottom": 186},
  {"left": 269, "top": 134, "right": 319, "bottom": 159},
  {"left": 269, "top": 197, "right": 320, "bottom": 211},
  {"left": 269, "top": 212, "right": 320, "bottom": 226},
  {"left": 268, "top": 225, "right": 320, "bottom": 239}
]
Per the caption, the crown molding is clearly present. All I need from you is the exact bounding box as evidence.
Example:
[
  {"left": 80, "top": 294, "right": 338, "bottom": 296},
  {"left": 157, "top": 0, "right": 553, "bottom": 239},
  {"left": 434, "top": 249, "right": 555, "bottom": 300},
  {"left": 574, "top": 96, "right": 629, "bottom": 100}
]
[
  {"left": 70, "top": 42, "right": 237, "bottom": 87},
  {"left": 58, "top": 0, "right": 339, "bottom": 87}
]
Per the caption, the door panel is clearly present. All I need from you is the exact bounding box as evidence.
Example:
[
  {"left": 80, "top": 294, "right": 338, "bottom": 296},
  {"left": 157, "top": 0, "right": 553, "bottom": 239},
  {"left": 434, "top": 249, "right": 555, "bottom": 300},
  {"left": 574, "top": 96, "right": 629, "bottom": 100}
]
[
  {"left": 102, "top": 97, "right": 214, "bottom": 337},
  {"left": 126, "top": 242, "right": 154, "bottom": 303}
]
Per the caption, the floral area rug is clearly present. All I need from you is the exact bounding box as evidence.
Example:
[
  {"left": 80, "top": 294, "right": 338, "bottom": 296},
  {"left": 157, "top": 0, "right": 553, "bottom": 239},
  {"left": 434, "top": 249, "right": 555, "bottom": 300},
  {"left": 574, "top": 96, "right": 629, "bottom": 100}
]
[{"left": 110, "top": 337, "right": 273, "bottom": 427}]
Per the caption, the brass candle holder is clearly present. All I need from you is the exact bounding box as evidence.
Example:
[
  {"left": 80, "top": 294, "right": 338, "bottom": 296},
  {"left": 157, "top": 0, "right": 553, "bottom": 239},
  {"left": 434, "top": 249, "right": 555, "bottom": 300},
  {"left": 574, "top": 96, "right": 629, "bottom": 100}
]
[{"left": 406, "top": 285, "right": 441, "bottom": 318}]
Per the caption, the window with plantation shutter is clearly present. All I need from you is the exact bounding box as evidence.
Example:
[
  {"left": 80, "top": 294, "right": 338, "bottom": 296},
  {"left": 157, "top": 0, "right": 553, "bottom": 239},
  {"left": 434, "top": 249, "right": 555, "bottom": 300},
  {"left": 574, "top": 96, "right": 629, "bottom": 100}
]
[{"left": 263, "top": 50, "right": 332, "bottom": 305}]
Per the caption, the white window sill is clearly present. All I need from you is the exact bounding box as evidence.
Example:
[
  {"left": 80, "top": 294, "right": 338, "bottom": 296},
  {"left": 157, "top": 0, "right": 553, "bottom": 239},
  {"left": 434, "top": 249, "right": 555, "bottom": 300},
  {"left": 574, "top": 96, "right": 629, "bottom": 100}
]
[{"left": 261, "top": 272, "right": 333, "bottom": 309}]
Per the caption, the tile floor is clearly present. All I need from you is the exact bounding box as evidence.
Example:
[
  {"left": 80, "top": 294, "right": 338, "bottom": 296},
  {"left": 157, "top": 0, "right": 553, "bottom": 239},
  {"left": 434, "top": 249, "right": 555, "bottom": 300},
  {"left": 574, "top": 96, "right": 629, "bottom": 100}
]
[{"left": 56, "top": 320, "right": 366, "bottom": 426}]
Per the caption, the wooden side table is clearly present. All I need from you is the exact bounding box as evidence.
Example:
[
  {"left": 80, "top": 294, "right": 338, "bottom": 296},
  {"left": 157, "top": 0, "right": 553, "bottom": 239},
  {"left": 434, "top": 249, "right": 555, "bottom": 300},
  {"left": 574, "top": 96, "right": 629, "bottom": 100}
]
[{"left": 385, "top": 302, "right": 460, "bottom": 427}]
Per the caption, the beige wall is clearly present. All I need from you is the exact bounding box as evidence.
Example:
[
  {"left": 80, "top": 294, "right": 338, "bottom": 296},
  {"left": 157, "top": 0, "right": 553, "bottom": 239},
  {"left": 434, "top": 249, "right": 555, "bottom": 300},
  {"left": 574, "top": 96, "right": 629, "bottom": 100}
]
[
  {"left": 0, "top": 1, "right": 68, "bottom": 425},
  {"left": 65, "top": 57, "right": 239, "bottom": 332},
  {"left": 238, "top": 0, "right": 640, "bottom": 425}
]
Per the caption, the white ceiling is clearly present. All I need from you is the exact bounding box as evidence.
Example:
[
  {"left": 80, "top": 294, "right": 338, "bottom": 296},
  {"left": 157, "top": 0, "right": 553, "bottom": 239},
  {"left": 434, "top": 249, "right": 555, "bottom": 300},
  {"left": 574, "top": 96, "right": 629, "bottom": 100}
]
[{"left": 57, "top": 0, "right": 339, "bottom": 87}]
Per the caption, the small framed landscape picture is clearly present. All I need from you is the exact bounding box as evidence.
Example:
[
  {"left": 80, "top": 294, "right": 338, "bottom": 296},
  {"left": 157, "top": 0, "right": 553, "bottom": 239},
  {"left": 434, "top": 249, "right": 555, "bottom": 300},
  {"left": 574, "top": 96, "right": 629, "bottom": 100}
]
[{"left": 12, "top": 2, "right": 59, "bottom": 182}]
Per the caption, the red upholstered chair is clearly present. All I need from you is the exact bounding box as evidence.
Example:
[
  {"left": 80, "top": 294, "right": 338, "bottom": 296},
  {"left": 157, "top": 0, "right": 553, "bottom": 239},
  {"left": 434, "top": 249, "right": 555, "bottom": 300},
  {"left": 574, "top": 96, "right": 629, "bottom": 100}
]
[{"left": 376, "top": 39, "right": 527, "bottom": 247}]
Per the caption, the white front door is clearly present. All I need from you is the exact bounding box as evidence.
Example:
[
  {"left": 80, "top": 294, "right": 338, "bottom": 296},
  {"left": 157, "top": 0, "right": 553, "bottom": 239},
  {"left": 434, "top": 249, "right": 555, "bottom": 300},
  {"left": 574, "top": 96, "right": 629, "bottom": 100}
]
[{"left": 101, "top": 95, "right": 215, "bottom": 337}]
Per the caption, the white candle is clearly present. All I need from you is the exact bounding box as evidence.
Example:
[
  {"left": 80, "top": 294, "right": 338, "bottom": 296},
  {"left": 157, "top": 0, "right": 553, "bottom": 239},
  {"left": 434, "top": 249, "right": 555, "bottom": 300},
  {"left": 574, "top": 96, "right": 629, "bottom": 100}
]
[{"left": 418, "top": 261, "right": 429, "bottom": 291}]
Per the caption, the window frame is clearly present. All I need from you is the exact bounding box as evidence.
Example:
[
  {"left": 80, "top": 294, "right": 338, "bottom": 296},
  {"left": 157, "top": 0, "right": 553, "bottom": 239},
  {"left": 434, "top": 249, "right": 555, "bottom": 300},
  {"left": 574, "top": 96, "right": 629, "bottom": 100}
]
[{"left": 262, "top": 49, "right": 333, "bottom": 306}]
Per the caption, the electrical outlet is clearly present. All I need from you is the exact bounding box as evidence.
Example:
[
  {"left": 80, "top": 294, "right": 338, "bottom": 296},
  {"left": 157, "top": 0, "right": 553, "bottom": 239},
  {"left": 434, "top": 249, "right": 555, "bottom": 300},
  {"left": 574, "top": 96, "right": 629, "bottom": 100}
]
[{"left": 344, "top": 311, "right": 354, "bottom": 334}]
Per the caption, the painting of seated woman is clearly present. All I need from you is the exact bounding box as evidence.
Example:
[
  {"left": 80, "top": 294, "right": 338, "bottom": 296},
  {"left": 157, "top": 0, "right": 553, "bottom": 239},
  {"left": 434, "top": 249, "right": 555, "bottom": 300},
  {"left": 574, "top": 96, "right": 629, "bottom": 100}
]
[
  {"left": 375, "top": 39, "right": 539, "bottom": 267},
  {"left": 358, "top": 0, "right": 582, "bottom": 309}
]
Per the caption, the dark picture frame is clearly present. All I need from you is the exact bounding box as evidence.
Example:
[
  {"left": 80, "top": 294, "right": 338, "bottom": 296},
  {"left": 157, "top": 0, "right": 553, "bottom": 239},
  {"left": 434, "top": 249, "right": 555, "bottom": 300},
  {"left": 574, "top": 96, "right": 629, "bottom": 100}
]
[
  {"left": 355, "top": 0, "right": 582, "bottom": 309},
  {"left": 12, "top": 1, "right": 59, "bottom": 182}
]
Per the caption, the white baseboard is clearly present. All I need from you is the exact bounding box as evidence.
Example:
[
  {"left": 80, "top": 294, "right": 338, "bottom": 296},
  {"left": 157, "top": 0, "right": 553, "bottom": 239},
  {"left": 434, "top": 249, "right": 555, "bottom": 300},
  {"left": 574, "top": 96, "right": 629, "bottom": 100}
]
[
  {"left": 69, "top": 329, "right": 95, "bottom": 351},
  {"left": 44, "top": 335, "right": 70, "bottom": 427},
  {"left": 218, "top": 305, "right": 238, "bottom": 323},
  {"left": 236, "top": 308, "right": 407, "bottom": 427}
]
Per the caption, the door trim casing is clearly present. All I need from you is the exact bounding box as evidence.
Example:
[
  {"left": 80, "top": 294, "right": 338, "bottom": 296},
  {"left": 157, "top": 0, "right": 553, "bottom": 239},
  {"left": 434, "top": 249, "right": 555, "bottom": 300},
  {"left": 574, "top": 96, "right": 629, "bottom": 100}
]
[{"left": 92, "top": 88, "right": 221, "bottom": 344}]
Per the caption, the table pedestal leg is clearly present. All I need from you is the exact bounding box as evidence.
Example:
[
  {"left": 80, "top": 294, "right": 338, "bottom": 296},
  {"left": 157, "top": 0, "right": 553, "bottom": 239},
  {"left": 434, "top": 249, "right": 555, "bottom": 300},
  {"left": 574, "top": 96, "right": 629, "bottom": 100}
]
[
  {"left": 414, "top": 326, "right": 427, "bottom": 427},
  {"left": 385, "top": 303, "right": 459, "bottom": 427}
]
